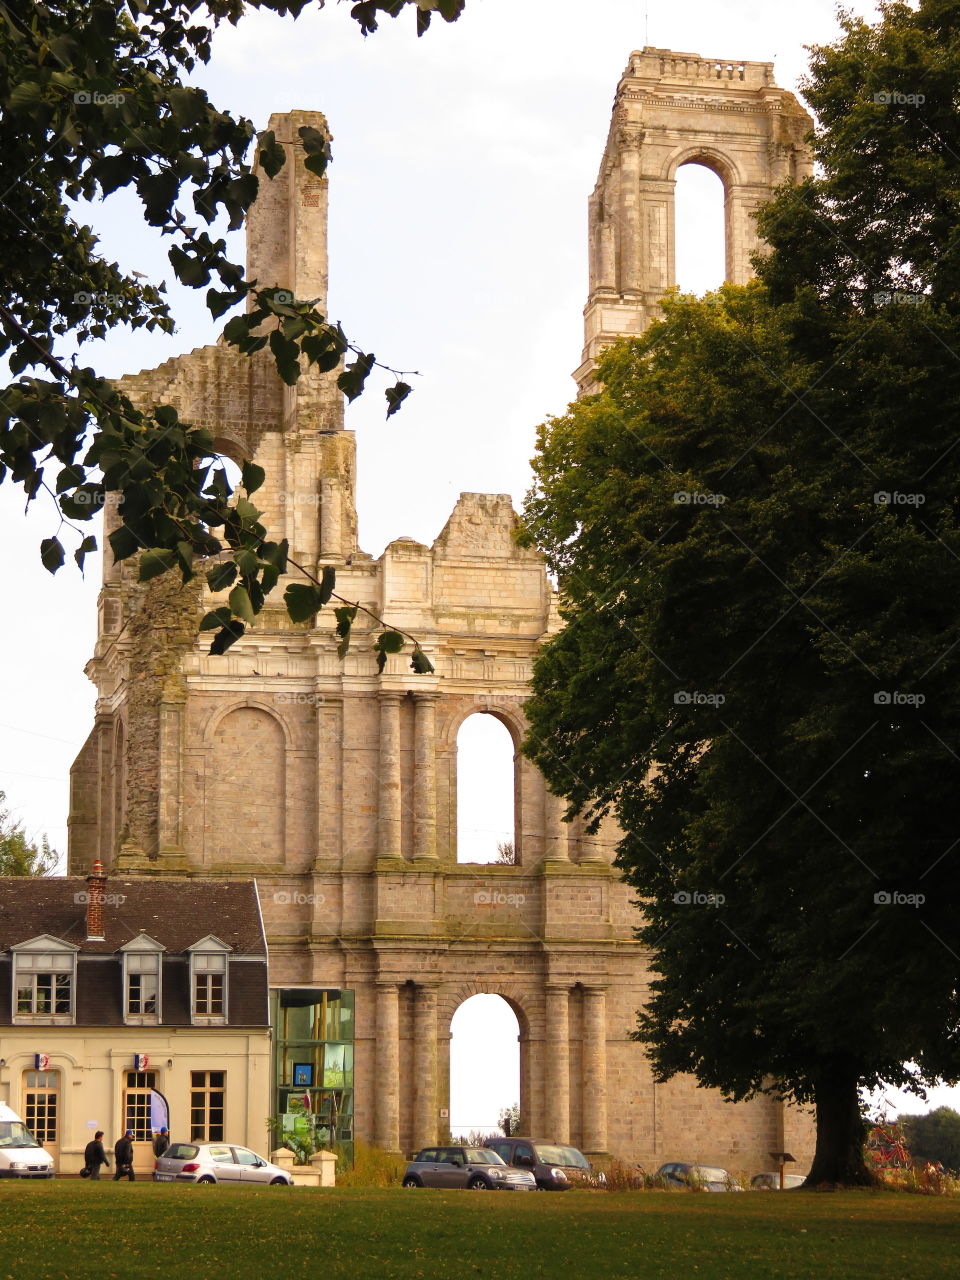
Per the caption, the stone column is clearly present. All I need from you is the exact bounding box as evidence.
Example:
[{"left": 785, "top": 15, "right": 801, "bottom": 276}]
[
  {"left": 544, "top": 788, "right": 570, "bottom": 862},
  {"left": 319, "top": 475, "right": 343, "bottom": 562},
  {"left": 413, "top": 984, "right": 439, "bottom": 1149},
  {"left": 581, "top": 986, "right": 608, "bottom": 1153},
  {"left": 378, "top": 691, "right": 403, "bottom": 860},
  {"left": 413, "top": 693, "right": 438, "bottom": 860},
  {"left": 544, "top": 984, "right": 570, "bottom": 1143},
  {"left": 375, "top": 981, "right": 400, "bottom": 1150}
]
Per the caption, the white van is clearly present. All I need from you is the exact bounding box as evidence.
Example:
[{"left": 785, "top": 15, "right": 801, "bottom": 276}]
[{"left": 0, "top": 1102, "right": 55, "bottom": 1177}]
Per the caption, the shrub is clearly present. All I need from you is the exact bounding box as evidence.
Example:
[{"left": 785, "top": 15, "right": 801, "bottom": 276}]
[{"left": 335, "top": 1141, "right": 407, "bottom": 1189}]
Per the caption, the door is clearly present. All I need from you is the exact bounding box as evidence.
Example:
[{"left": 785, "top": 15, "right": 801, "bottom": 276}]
[
  {"left": 23, "top": 1070, "right": 59, "bottom": 1171},
  {"left": 208, "top": 1144, "right": 241, "bottom": 1184},
  {"left": 233, "top": 1146, "right": 271, "bottom": 1184},
  {"left": 123, "top": 1070, "right": 157, "bottom": 1175}
]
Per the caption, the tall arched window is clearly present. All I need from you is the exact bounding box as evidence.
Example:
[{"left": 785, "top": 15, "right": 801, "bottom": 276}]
[
  {"left": 456, "top": 714, "right": 515, "bottom": 864},
  {"left": 449, "top": 994, "right": 520, "bottom": 1137},
  {"left": 675, "top": 162, "right": 726, "bottom": 295}
]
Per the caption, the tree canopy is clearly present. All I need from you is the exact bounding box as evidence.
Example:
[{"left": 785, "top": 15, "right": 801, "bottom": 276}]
[
  {"left": 0, "top": 0, "right": 463, "bottom": 661},
  {"left": 899, "top": 1107, "right": 960, "bottom": 1172},
  {"left": 522, "top": 0, "right": 960, "bottom": 1186},
  {"left": 0, "top": 790, "right": 58, "bottom": 875}
]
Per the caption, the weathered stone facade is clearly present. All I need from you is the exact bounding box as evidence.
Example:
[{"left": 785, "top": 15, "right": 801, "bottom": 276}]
[{"left": 70, "top": 56, "right": 816, "bottom": 1172}]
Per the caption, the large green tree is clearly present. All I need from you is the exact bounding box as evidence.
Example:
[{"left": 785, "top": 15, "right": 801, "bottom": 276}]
[
  {"left": 522, "top": 0, "right": 960, "bottom": 1186},
  {"left": 0, "top": 790, "right": 57, "bottom": 874},
  {"left": 899, "top": 1108, "right": 960, "bottom": 1171},
  {"left": 0, "top": 0, "right": 462, "bottom": 663}
]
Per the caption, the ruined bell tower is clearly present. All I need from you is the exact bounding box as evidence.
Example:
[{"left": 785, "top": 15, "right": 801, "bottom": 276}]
[{"left": 576, "top": 47, "right": 813, "bottom": 391}]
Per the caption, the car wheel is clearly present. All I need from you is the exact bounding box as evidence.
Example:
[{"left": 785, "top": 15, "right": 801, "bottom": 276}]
[
  {"left": 196, "top": 1175, "right": 216, "bottom": 1184},
  {"left": 270, "top": 1177, "right": 289, "bottom": 1185},
  {"left": 467, "top": 1177, "right": 489, "bottom": 1190},
  {"left": 402, "top": 1175, "right": 423, "bottom": 1188}
]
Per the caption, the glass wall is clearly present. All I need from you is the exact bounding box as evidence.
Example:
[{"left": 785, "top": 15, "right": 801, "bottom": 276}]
[{"left": 271, "top": 988, "right": 354, "bottom": 1164}]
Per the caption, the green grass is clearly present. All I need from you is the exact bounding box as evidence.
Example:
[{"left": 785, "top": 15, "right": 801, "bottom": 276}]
[{"left": 1, "top": 1183, "right": 958, "bottom": 1279}]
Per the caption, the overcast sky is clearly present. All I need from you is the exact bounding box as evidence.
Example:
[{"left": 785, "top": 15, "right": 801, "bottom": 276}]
[{"left": 8, "top": 0, "right": 946, "bottom": 1139}]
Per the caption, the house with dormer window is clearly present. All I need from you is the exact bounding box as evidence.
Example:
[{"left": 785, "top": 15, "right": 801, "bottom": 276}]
[{"left": 0, "top": 864, "right": 270, "bottom": 1175}]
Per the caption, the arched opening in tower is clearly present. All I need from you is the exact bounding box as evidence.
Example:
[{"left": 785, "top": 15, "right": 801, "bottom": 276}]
[
  {"left": 456, "top": 713, "right": 516, "bottom": 864},
  {"left": 675, "top": 162, "right": 726, "bottom": 295},
  {"left": 449, "top": 994, "right": 521, "bottom": 1139}
]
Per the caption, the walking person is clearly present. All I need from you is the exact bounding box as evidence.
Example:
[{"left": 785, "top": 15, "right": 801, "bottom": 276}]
[
  {"left": 113, "top": 1129, "right": 136, "bottom": 1181},
  {"left": 82, "top": 1131, "right": 109, "bottom": 1180},
  {"left": 152, "top": 1127, "right": 170, "bottom": 1158}
]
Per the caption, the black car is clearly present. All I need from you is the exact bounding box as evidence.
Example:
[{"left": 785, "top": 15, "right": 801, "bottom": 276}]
[{"left": 482, "top": 1137, "right": 595, "bottom": 1190}]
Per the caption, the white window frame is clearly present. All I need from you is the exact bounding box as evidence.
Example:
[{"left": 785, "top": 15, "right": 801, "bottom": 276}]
[
  {"left": 188, "top": 936, "right": 232, "bottom": 1026},
  {"left": 120, "top": 933, "right": 165, "bottom": 1025},
  {"left": 10, "top": 935, "right": 79, "bottom": 1025}
]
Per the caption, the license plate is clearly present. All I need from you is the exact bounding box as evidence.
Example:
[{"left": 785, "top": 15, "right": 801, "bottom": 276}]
[{"left": 154, "top": 1174, "right": 174, "bottom": 1181}]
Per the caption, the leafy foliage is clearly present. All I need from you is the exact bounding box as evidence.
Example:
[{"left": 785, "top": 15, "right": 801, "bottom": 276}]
[
  {"left": 0, "top": 790, "right": 58, "bottom": 875},
  {"left": 899, "top": 1109, "right": 960, "bottom": 1173},
  {"left": 0, "top": 0, "right": 459, "bottom": 664}
]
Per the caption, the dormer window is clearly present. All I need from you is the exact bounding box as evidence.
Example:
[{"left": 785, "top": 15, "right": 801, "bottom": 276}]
[
  {"left": 188, "top": 936, "right": 232, "bottom": 1025},
  {"left": 120, "top": 934, "right": 165, "bottom": 1025},
  {"left": 11, "top": 936, "right": 79, "bottom": 1025}
]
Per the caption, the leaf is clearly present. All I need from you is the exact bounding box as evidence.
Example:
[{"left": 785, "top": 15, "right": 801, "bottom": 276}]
[
  {"left": 74, "top": 535, "right": 98, "bottom": 571},
  {"left": 206, "top": 561, "right": 238, "bottom": 593},
  {"left": 318, "top": 564, "right": 336, "bottom": 605},
  {"left": 410, "top": 648, "right": 435, "bottom": 675},
  {"left": 284, "top": 582, "right": 323, "bottom": 623},
  {"left": 209, "top": 620, "right": 245, "bottom": 656},
  {"left": 334, "top": 604, "right": 358, "bottom": 638},
  {"left": 40, "top": 537, "right": 65, "bottom": 574},
  {"left": 376, "top": 630, "right": 405, "bottom": 654},
  {"left": 200, "top": 607, "right": 233, "bottom": 632},
  {"left": 228, "top": 583, "right": 256, "bottom": 624},
  {"left": 241, "top": 460, "right": 266, "bottom": 495},
  {"left": 385, "top": 380, "right": 412, "bottom": 418},
  {"left": 256, "top": 129, "right": 286, "bottom": 179},
  {"left": 139, "top": 548, "right": 178, "bottom": 581},
  {"left": 108, "top": 524, "right": 141, "bottom": 563}
]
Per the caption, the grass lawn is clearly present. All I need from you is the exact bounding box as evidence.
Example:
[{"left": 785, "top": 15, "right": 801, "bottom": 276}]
[{"left": 1, "top": 1184, "right": 957, "bottom": 1279}]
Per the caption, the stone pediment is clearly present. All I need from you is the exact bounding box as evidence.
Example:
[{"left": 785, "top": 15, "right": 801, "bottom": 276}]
[{"left": 432, "top": 493, "right": 537, "bottom": 561}]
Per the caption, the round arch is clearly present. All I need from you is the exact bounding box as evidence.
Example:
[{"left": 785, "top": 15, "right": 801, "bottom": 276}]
[
  {"left": 200, "top": 696, "right": 295, "bottom": 748},
  {"left": 662, "top": 145, "right": 744, "bottom": 188}
]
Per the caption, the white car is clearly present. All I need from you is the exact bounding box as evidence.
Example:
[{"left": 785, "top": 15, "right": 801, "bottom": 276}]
[
  {"left": 154, "top": 1141, "right": 293, "bottom": 1185},
  {"left": 0, "top": 1102, "right": 55, "bottom": 1179}
]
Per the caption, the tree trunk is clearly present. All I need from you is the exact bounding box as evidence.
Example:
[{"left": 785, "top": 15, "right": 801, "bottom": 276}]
[{"left": 805, "top": 1064, "right": 876, "bottom": 1186}]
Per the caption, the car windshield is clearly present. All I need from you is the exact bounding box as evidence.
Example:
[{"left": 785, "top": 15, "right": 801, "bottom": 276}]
[
  {"left": 0, "top": 1121, "right": 40, "bottom": 1148},
  {"left": 533, "top": 1145, "right": 590, "bottom": 1169},
  {"left": 466, "top": 1149, "right": 504, "bottom": 1165},
  {"left": 689, "top": 1166, "right": 730, "bottom": 1183}
]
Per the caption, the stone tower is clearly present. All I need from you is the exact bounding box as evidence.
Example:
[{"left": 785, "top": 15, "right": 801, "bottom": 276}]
[
  {"left": 70, "top": 78, "right": 814, "bottom": 1170},
  {"left": 576, "top": 46, "right": 813, "bottom": 391}
]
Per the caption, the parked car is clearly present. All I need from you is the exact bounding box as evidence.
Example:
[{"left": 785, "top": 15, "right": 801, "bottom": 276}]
[
  {"left": 751, "top": 1171, "right": 807, "bottom": 1190},
  {"left": 653, "top": 1162, "right": 743, "bottom": 1191},
  {"left": 482, "top": 1137, "right": 595, "bottom": 1190},
  {"left": 402, "top": 1145, "right": 536, "bottom": 1190},
  {"left": 0, "top": 1102, "right": 55, "bottom": 1178},
  {"left": 153, "top": 1141, "right": 293, "bottom": 1185}
]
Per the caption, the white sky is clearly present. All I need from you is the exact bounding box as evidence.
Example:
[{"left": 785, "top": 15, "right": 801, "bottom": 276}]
[{"left": 6, "top": 0, "right": 944, "bottom": 1136}]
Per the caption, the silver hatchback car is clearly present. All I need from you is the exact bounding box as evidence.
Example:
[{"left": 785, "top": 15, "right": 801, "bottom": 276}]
[
  {"left": 403, "top": 1145, "right": 536, "bottom": 1190},
  {"left": 153, "top": 1141, "right": 293, "bottom": 1185}
]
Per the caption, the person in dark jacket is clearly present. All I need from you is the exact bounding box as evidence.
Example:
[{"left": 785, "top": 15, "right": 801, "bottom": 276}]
[
  {"left": 152, "top": 1128, "right": 169, "bottom": 1158},
  {"left": 113, "top": 1130, "right": 136, "bottom": 1181},
  {"left": 83, "top": 1131, "right": 109, "bottom": 1180}
]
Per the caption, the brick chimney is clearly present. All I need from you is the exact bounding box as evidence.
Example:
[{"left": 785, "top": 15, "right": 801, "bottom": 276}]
[{"left": 86, "top": 859, "right": 106, "bottom": 941}]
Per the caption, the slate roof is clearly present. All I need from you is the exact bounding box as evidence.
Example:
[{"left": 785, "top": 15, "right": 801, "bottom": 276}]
[{"left": 0, "top": 877, "right": 267, "bottom": 955}]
